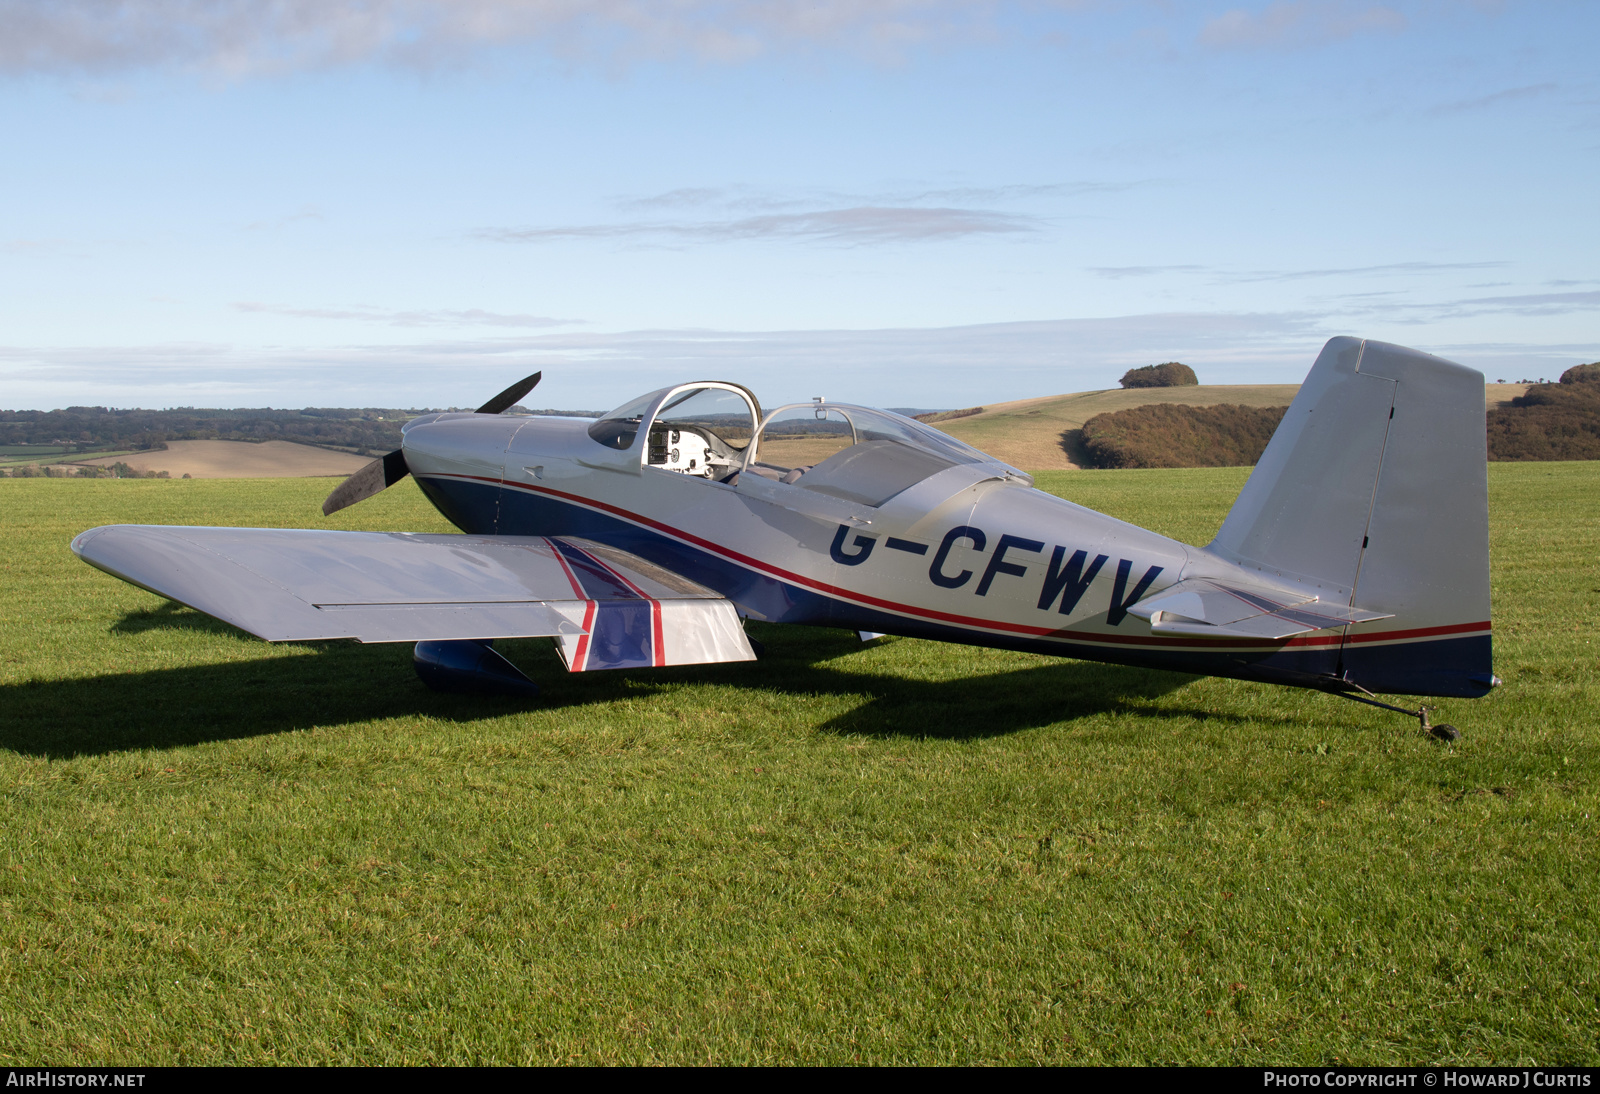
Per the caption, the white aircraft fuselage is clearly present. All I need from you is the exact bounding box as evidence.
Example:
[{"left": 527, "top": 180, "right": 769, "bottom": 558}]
[
  {"left": 71, "top": 338, "right": 1497, "bottom": 707},
  {"left": 399, "top": 353, "right": 1493, "bottom": 700}
]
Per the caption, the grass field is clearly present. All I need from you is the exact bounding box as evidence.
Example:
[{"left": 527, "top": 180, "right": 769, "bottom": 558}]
[{"left": 0, "top": 468, "right": 1596, "bottom": 1065}]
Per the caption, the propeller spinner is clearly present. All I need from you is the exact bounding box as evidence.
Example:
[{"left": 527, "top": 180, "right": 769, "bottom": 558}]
[{"left": 321, "top": 371, "right": 541, "bottom": 516}]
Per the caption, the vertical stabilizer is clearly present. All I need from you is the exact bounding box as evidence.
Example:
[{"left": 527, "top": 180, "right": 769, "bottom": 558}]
[{"left": 1206, "top": 337, "right": 1493, "bottom": 696}]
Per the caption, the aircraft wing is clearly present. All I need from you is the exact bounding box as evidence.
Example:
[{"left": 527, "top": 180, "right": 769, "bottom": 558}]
[
  {"left": 1127, "top": 577, "right": 1393, "bottom": 640},
  {"left": 71, "top": 526, "right": 755, "bottom": 668}
]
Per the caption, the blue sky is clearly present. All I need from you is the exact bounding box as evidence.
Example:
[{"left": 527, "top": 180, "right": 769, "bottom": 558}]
[{"left": 2, "top": 0, "right": 1596, "bottom": 411}]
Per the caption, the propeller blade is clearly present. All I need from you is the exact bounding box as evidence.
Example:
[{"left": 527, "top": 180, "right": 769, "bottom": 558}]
[
  {"left": 322, "top": 372, "right": 540, "bottom": 517},
  {"left": 476, "top": 371, "right": 542, "bottom": 415},
  {"left": 322, "top": 448, "right": 410, "bottom": 517}
]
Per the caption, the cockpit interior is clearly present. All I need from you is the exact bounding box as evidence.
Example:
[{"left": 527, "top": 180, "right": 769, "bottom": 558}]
[{"left": 586, "top": 382, "right": 1029, "bottom": 509}]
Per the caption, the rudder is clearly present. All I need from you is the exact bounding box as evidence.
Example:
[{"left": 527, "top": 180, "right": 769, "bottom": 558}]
[{"left": 1206, "top": 337, "right": 1493, "bottom": 697}]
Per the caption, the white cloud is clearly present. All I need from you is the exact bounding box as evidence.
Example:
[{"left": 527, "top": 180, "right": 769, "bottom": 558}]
[
  {"left": 1198, "top": 1, "right": 1406, "bottom": 50},
  {"left": 0, "top": 311, "right": 1332, "bottom": 410},
  {"left": 7, "top": 312, "right": 1596, "bottom": 411},
  {"left": 613, "top": 180, "right": 1134, "bottom": 214},
  {"left": 1223, "top": 260, "right": 1508, "bottom": 283},
  {"left": 233, "top": 302, "right": 581, "bottom": 328},
  {"left": 1342, "top": 289, "right": 1600, "bottom": 322},
  {"left": 478, "top": 205, "right": 1043, "bottom": 246},
  {"left": 1089, "top": 264, "right": 1206, "bottom": 279},
  {"left": 1428, "top": 83, "right": 1560, "bottom": 115},
  {"left": 0, "top": 1, "right": 1467, "bottom": 79},
  {"left": 0, "top": 0, "right": 1001, "bottom": 77}
]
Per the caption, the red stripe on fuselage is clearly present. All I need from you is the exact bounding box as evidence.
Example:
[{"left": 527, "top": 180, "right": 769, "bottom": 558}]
[{"left": 433, "top": 473, "right": 1490, "bottom": 653}]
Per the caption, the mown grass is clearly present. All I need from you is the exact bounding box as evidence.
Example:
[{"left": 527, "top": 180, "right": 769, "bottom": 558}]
[{"left": 0, "top": 467, "right": 1595, "bottom": 1065}]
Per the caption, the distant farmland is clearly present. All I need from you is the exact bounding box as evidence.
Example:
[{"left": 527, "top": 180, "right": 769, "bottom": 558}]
[
  {"left": 74, "top": 439, "right": 370, "bottom": 479},
  {"left": 0, "top": 382, "right": 1554, "bottom": 479}
]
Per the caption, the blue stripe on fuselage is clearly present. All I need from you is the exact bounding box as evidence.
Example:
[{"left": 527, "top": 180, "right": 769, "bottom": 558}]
[{"left": 418, "top": 473, "right": 1492, "bottom": 699}]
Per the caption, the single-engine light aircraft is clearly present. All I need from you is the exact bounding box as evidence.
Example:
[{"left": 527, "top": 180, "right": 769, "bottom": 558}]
[{"left": 72, "top": 337, "right": 1496, "bottom": 736}]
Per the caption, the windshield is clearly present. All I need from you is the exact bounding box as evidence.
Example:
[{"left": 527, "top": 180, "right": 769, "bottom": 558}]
[
  {"left": 653, "top": 387, "right": 754, "bottom": 451},
  {"left": 645, "top": 386, "right": 757, "bottom": 477},
  {"left": 586, "top": 391, "right": 660, "bottom": 451},
  {"left": 588, "top": 384, "right": 761, "bottom": 478}
]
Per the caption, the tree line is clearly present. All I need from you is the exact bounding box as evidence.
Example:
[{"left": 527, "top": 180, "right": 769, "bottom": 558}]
[
  {"left": 1486, "top": 364, "right": 1600, "bottom": 461},
  {"left": 9, "top": 462, "right": 175, "bottom": 479},
  {"left": 1076, "top": 363, "right": 1600, "bottom": 469},
  {"left": 0, "top": 405, "right": 604, "bottom": 458}
]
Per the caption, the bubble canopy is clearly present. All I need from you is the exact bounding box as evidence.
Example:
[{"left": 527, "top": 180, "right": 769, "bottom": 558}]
[
  {"left": 751, "top": 401, "right": 996, "bottom": 469},
  {"left": 587, "top": 383, "right": 1027, "bottom": 504},
  {"left": 743, "top": 401, "right": 1029, "bottom": 506}
]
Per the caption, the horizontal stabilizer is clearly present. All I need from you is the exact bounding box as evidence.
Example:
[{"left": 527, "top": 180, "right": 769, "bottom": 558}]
[{"left": 1128, "top": 577, "right": 1392, "bottom": 641}]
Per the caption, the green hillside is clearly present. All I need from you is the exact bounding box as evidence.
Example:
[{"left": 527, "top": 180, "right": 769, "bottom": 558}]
[
  {"left": 1080, "top": 403, "right": 1289, "bottom": 470},
  {"left": 934, "top": 382, "right": 1534, "bottom": 471},
  {"left": 932, "top": 385, "right": 1301, "bottom": 470}
]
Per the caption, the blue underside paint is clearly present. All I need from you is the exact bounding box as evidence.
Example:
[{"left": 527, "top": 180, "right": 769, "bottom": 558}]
[
  {"left": 419, "top": 474, "right": 1493, "bottom": 699},
  {"left": 413, "top": 638, "right": 540, "bottom": 697}
]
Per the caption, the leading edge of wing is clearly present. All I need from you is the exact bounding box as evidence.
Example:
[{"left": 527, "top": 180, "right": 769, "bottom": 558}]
[{"left": 69, "top": 526, "right": 741, "bottom": 650}]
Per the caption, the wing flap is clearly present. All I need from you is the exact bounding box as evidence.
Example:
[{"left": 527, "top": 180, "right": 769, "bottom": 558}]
[
  {"left": 545, "top": 538, "right": 757, "bottom": 670},
  {"left": 554, "top": 599, "right": 757, "bottom": 672}
]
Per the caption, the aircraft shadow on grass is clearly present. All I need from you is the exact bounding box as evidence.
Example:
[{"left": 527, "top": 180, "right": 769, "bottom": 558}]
[
  {"left": 0, "top": 615, "right": 1225, "bottom": 759},
  {"left": 110, "top": 600, "right": 241, "bottom": 636}
]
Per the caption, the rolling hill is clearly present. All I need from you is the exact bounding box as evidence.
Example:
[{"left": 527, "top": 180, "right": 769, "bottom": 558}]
[
  {"left": 930, "top": 384, "right": 1300, "bottom": 470},
  {"left": 932, "top": 382, "right": 1533, "bottom": 471}
]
